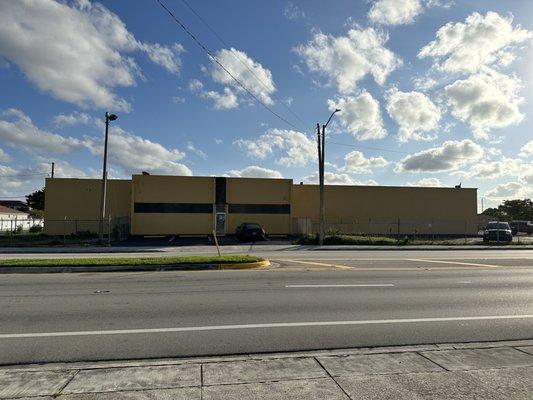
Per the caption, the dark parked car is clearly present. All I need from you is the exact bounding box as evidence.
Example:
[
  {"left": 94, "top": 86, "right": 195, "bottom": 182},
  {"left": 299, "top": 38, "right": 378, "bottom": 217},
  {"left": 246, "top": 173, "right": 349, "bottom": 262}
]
[
  {"left": 483, "top": 221, "right": 512, "bottom": 243},
  {"left": 510, "top": 220, "right": 533, "bottom": 235},
  {"left": 236, "top": 223, "right": 266, "bottom": 242}
]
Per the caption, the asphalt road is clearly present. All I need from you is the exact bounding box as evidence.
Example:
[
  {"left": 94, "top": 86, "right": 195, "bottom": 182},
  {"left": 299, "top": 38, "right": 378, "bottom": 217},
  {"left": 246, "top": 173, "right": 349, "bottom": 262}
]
[{"left": 1, "top": 250, "right": 532, "bottom": 365}]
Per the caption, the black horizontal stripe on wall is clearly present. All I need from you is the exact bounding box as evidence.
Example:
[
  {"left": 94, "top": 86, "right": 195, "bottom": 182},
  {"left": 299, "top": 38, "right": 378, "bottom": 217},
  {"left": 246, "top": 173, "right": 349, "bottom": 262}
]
[
  {"left": 228, "top": 204, "right": 290, "bottom": 214},
  {"left": 134, "top": 203, "right": 213, "bottom": 214}
]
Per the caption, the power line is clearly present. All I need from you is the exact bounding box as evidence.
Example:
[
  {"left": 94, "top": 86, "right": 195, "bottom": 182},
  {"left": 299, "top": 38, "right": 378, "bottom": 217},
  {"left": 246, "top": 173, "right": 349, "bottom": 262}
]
[
  {"left": 178, "top": 0, "right": 308, "bottom": 130},
  {"left": 155, "top": 0, "right": 302, "bottom": 131}
]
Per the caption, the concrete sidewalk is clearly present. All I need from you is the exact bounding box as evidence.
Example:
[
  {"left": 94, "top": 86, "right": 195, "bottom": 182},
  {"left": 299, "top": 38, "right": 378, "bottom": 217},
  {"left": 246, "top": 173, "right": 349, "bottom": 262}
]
[
  {"left": 1, "top": 340, "right": 532, "bottom": 399},
  {"left": 1, "top": 243, "right": 533, "bottom": 255}
]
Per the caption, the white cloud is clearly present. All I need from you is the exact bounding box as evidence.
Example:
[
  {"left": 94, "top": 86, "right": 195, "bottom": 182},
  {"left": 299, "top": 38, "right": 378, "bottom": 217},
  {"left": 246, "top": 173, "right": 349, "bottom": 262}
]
[
  {"left": 295, "top": 27, "right": 401, "bottom": 94},
  {"left": 395, "top": 139, "right": 484, "bottom": 172},
  {"left": 368, "top": 0, "right": 422, "bottom": 26},
  {"left": 201, "top": 88, "right": 238, "bottom": 110},
  {"left": 386, "top": 88, "right": 441, "bottom": 142},
  {"left": 283, "top": 2, "right": 305, "bottom": 20},
  {"left": 84, "top": 127, "right": 192, "bottom": 176},
  {"left": 0, "top": 109, "right": 82, "bottom": 155},
  {"left": 234, "top": 129, "right": 316, "bottom": 167},
  {"left": 186, "top": 142, "right": 207, "bottom": 159},
  {"left": 328, "top": 92, "right": 387, "bottom": 140},
  {"left": 519, "top": 141, "right": 533, "bottom": 158},
  {"left": 303, "top": 171, "right": 378, "bottom": 186},
  {"left": 52, "top": 111, "right": 102, "bottom": 128},
  {"left": 0, "top": 0, "right": 184, "bottom": 111},
  {"left": 452, "top": 158, "right": 533, "bottom": 182},
  {"left": 443, "top": 69, "right": 524, "bottom": 139},
  {"left": 343, "top": 151, "right": 388, "bottom": 173},
  {"left": 188, "top": 79, "right": 204, "bottom": 92},
  {"left": 226, "top": 166, "right": 283, "bottom": 179},
  {"left": 210, "top": 48, "right": 276, "bottom": 105},
  {"left": 419, "top": 11, "right": 532, "bottom": 73},
  {"left": 0, "top": 160, "right": 88, "bottom": 197},
  {"left": 139, "top": 42, "right": 184, "bottom": 74},
  {"left": 407, "top": 177, "right": 444, "bottom": 187},
  {"left": 485, "top": 181, "right": 532, "bottom": 199},
  {"left": 0, "top": 148, "right": 10, "bottom": 162}
]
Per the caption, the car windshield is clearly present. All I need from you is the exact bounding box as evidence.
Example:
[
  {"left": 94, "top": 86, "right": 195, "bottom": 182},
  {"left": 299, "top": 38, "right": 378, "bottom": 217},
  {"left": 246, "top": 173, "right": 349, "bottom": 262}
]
[
  {"left": 487, "top": 222, "right": 509, "bottom": 229},
  {"left": 246, "top": 224, "right": 262, "bottom": 229}
]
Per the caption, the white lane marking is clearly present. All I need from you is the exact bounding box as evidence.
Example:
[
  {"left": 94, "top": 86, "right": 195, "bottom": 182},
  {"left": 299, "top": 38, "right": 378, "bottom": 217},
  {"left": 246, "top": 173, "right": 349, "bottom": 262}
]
[
  {"left": 285, "top": 284, "right": 394, "bottom": 288},
  {"left": 407, "top": 259, "right": 503, "bottom": 268},
  {"left": 2, "top": 315, "right": 532, "bottom": 339},
  {"left": 457, "top": 281, "right": 472, "bottom": 284}
]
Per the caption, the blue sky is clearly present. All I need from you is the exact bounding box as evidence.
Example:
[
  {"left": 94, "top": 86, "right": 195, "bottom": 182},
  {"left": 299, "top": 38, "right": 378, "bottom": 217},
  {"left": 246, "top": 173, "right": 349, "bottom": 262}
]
[{"left": 0, "top": 0, "right": 532, "bottom": 210}]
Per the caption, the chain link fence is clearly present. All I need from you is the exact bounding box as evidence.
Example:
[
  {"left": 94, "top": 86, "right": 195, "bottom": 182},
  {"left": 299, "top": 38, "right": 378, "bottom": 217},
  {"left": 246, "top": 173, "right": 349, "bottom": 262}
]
[{"left": 0, "top": 216, "right": 130, "bottom": 245}]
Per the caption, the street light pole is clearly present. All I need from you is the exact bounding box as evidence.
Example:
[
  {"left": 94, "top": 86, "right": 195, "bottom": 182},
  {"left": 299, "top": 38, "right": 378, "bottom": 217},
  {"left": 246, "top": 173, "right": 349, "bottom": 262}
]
[
  {"left": 317, "top": 108, "right": 340, "bottom": 246},
  {"left": 98, "top": 112, "right": 118, "bottom": 244}
]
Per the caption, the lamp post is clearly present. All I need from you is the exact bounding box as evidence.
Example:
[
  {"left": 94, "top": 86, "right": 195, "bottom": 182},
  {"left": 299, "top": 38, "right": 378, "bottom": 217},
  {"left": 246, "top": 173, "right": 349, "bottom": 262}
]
[
  {"left": 98, "top": 112, "right": 118, "bottom": 244},
  {"left": 317, "top": 108, "right": 340, "bottom": 246}
]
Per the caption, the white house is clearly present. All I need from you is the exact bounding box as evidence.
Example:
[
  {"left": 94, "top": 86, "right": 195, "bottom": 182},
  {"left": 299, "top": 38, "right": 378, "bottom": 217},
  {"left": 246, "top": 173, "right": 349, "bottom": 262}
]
[{"left": 0, "top": 205, "right": 43, "bottom": 233}]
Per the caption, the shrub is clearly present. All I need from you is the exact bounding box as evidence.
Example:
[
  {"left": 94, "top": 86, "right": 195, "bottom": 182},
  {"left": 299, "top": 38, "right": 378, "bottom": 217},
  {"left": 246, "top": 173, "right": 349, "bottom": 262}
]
[{"left": 29, "top": 225, "right": 43, "bottom": 233}]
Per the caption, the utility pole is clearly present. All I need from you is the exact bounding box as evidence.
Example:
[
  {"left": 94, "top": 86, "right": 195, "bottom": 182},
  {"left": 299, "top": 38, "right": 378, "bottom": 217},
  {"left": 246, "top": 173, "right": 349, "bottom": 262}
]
[
  {"left": 317, "top": 109, "right": 340, "bottom": 246},
  {"left": 51, "top": 162, "right": 55, "bottom": 178},
  {"left": 98, "top": 112, "right": 118, "bottom": 244}
]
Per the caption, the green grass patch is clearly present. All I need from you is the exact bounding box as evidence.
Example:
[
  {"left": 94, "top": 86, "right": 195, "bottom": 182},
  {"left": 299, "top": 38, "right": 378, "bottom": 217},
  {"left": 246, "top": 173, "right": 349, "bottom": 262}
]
[{"left": 0, "top": 255, "right": 263, "bottom": 268}]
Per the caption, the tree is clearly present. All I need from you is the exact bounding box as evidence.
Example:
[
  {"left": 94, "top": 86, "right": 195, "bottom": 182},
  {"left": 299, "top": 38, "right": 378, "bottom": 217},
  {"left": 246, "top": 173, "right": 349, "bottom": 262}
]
[
  {"left": 26, "top": 188, "right": 45, "bottom": 211},
  {"left": 482, "top": 199, "right": 533, "bottom": 221}
]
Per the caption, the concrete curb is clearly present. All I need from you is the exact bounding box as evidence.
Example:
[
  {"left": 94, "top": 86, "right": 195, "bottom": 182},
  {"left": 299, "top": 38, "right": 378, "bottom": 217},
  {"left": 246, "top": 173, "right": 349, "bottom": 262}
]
[
  {"left": 0, "top": 260, "right": 270, "bottom": 274},
  {"left": 2, "top": 338, "right": 532, "bottom": 371},
  {"left": 312, "top": 245, "right": 533, "bottom": 251}
]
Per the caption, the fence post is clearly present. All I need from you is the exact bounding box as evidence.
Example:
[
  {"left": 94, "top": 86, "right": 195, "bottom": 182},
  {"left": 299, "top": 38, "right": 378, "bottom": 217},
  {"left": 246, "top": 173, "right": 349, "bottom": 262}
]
[
  {"left": 464, "top": 220, "right": 467, "bottom": 244},
  {"left": 63, "top": 216, "right": 67, "bottom": 245}
]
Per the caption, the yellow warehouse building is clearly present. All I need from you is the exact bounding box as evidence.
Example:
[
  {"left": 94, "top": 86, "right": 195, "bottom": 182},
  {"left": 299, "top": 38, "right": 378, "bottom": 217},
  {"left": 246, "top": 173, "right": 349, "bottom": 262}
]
[{"left": 44, "top": 175, "right": 478, "bottom": 237}]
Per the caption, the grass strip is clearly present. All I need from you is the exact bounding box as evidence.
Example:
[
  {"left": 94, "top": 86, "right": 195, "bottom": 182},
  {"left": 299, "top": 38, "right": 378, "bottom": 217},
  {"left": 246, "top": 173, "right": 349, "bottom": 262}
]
[{"left": 0, "top": 255, "right": 263, "bottom": 268}]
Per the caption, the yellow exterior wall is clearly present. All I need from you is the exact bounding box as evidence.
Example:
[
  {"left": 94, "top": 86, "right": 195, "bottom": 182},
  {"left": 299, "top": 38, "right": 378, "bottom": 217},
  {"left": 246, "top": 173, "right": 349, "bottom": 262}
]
[
  {"left": 131, "top": 175, "right": 214, "bottom": 235},
  {"left": 44, "top": 178, "right": 131, "bottom": 235},
  {"left": 292, "top": 185, "right": 478, "bottom": 235},
  {"left": 226, "top": 178, "right": 292, "bottom": 235}
]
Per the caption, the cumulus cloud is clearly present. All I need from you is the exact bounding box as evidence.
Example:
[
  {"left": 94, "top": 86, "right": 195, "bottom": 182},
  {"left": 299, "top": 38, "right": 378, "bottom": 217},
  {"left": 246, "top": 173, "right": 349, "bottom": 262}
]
[
  {"left": 53, "top": 111, "right": 101, "bottom": 128},
  {"left": 328, "top": 92, "right": 387, "bottom": 140},
  {"left": 519, "top": 141, "right": 533, "bottom": 158},
  {"left": 226, "top": 166, "right": 283, "bottom": 179},
  {"left": 0, "top": 160, "right": 89, "bottom": 197},
  {"left": 0, "top": 0, "right": 185, "bottom": 111},
  {"left": 419, "top": 11, "right": 532, "bottom": 73},
  {"left": 452, "top": 158, "right": 533, "bottom": 182},
  {"left": 303, "top": 171, "right": 378, "bottom": 186},
  {"left": 395, "top": 139, "right": 484, "bottom": 172},
  {"left": 283, "top": 2, "right": 305, "bottom": 20},
  {"left": 443, "top": 69, "right": 524, "bottom": 139},
  {"left": 188, "top": 79, "right": 204, "bottom": 92},
  {"left": 201, "top": 88, "right": 238, "bottom": 110},
  {"left": 386, "top": 88, "right": 441, "bottom": 142},
  {"left": 84, "top": 127, "right": 192, "bottom": 176},
  {"left": 343, "top": 151, "right": 388, "bottom": 173},
  {"left": 407, "top": 177, "right": 444, "bottom": 187},
  {"left": 139, "top": 42, "right": 184, "bottom": 74},
  {"left": 485, "top": 181, "right": 532, "bottom": 199},
  {"left": 210, "top": 48, "right": 276, "bottom": 105},
  {"left": 234, "top": 129, "right": 316, "bottom": 167},
  {"left": 368, "top": 0, "right": 422, "bottom": 26},
  {"left": 0, "top": 109, "right": 82, "bottom": 154},
  {"left": 0, "top": 148, "right": 10, "bottom": 162},
  {"left": 294, "top": 27, "right": 401, "bottom": 94}
]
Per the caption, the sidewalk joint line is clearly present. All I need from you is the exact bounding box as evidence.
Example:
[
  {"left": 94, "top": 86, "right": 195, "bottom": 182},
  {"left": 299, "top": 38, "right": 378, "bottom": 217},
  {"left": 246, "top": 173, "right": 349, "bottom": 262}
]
[
  {"left": 415, "top": 351, "right": 450, "bottom": 372},
  {"left": 55, "top": 369, "right": 80, "bottom": 396},
  {"left": 314, "top": 357, "right": 353, "bottom": 400}
]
